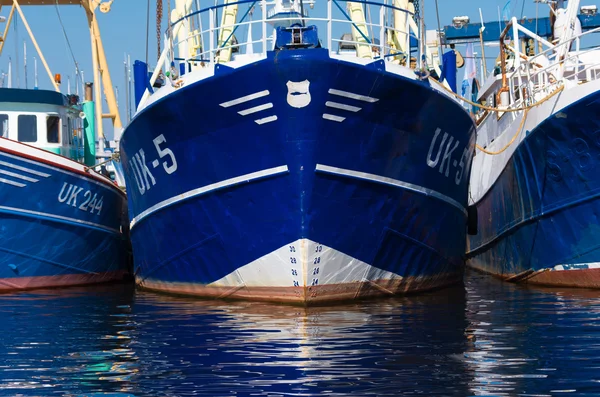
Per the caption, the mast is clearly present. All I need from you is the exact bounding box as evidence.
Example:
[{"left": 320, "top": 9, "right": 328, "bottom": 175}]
[
  {"left": 0, "top": 0, "right": 124, "bottom": 151},
  {"left": 82, "top": 0, "right": 122, "bottom": 150},
  {"left": 22, "top": 39, "right": 26, "bottom": 89},
  {"left": 7, "top": 57, "right": 11, "bottom": 88}
]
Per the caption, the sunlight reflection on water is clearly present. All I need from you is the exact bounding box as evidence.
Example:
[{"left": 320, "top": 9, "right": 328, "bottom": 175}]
[{"left": 1, "top": 271, "right": 600, "bottom": 396}]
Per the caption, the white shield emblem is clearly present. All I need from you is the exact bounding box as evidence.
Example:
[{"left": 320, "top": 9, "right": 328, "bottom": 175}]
[{"left": 286, "top": 80, "right": 311, "bottom": 108}]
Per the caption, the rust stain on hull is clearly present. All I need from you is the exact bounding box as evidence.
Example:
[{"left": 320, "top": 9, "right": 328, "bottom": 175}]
[
  {"left": 0, "top": 270, "right": 130, "bottom": 292},
  {"left": 137, "top": 273, "right": 463, "bottom": 306},
  {"left": 469, "top": 263, "right": 600, "bottom": 289}
]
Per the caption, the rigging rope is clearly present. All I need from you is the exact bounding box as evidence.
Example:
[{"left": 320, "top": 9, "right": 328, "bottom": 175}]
[
  {"left": 167, "top": 0, "right": 173, "bottom": 61},
  {"left": 476, "top": 108, "right": 530, "bottom": 155},
  {"left": 54, "top": 1, "right": 83, "bottom": 87},
  {"left": 157, "top": 0, "right": 163, "bottom": 62},
  {"left": 428, "top": 78, "right": 565, "bottom": 155},
  {"left": 434, "top": 0, "right": 442, "bottom": 44},
  {"left": 146, "top": 0, "right": 150, "bottom": 65},
  {"left": 428, "top": 77, "right": 564, "bottom": 113}
]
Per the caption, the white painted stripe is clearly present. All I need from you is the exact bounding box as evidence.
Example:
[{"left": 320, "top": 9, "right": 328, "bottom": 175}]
[
  {"left": 553, "top": 262, "right": 600, "bottom": 271},
  {"left": 255, "top": 115, "right": 278, "bottom": 125},
  {"left": 0, "top": 169, "right": 38, "bottom": 182},
  {"left": 1, "top": 139, "right": 85, "bottom": 173},
  {"left": 0, "top": 160, "right": 50, "bottom": 177},
  {"left": 0, "top": 205, "right": 120, "bottom": 234},
  {"left": 325, "top": 101, "right": 362, "bottom": 112},
  {"left": 219, "top": 90, "right": 270, "bottom": 108},
  {"left": 0, "top": 151, "right": 120, "bottom": 194},
  {"left": 238, "top": 103, "right": 273, "bottom": 116},
  {"left": 0, "top": 178, "right": 25, "bottom": 188},
  {"left": 328, "top": 89, "right": 379, "bottom": 103},
  {"left": 315, "top": 164, "right": 467, "bottom": 215},
  {"left": 323, "top": 114, "right": 345, "bottom": 122},
  {"left": 131, "top": 165, "right": 289, "bottom": 229}
]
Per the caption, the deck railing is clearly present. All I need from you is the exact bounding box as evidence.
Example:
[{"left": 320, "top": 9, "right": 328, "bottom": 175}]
[
  {"left": 140, "top": 0, "right": 422, "bottom": 105},
  {"left": 499, "top": 16, "right": 600, "bottom": 110}
]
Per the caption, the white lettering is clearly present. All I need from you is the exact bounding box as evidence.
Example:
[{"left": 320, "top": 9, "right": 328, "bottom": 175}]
[
  {"left": 88, "top": 194, "right": 98, "bottom": 214},
  {"left": 129, "top": 134, "right": 179, "bottom": 198},
  {"left": 78, "top": 190, "right": 92, "bottom": 211},
  {"left": 58, "top": 183, "right": 105, "bottom": 216},
  {"left": 130, "top": 158, "right": 146, "bottom": 195},
  {"left": 439, "top": 137, "right": 460, "bottom": 177},
  {"left": 66, "top": 186, "right": 84, "bottom": 207},
  {"left": 95, "top": 196, "right": 103, "bottom": 216},
  {"left": 153, "top": 134, "right": 178, "bottom": 174},
  {"left": 135, "top": 150, "right": 156, "bottom": 188},
  {"left": 57, "top": 182, "right": 72, "bottom": 203},
  {"left": 426, "top": 128, "right": 447, "bottom": 168},
  {"left": 455, "top": 147, "right": 474, "bottom": 185},
  {"left": 426, "top": 128, "right": 471, "bottom": 183}
]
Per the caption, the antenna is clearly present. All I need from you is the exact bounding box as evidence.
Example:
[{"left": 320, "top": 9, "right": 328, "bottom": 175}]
[
  {"left": 23, "top": 40, "right": 27, "bottom": 89},
  {"left": 34, "top": 57, "right": 38, "bottom": 89},
  {"left": 14, "top": 15, "right": 19, "bottom": 89},
  {"left": 7, "top": 58, "right": 11, "bottom": 88},
  {"left": 124, "top": 53, "right": 130, "bottom": 122}
]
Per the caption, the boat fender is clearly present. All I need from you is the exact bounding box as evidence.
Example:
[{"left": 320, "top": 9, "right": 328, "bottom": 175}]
[{"left": 467, "top": 205, "right": 478, "bottom": 235}]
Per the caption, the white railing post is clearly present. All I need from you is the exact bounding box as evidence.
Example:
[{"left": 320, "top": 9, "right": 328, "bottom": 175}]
[
  {"left": 508, "top": 73, "right": 514, "bottom": 105},
  {"left": 405, "top": 16, "right": 410, "bottom": 58},
  {"left": 209, "top": 8, "right": 215, "bottom": 65},
  {"left": 165, "top": 32, "right": 171, "bottom": 67},
  {"left": 575, "top": 37, "right": 581, "bottom": 83},
  {"left": 512, "top": 18, "right": 520, "bottom": 69},
  {"left": 379, "top": 2, "right": 385, "bottom": 58},
  {"left": 511, "top": 18, "right": 524, "bottom": 91},
  {"left": 327, "top": 0, "right": 332, "bottom": 52},
  {"left": 262, "top": 0, "right": 267, "bottom": 55}
]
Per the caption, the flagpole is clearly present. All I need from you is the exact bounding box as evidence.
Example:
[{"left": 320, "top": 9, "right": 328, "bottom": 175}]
[{"left": 479, "top": 8, "right": 487, "bottom": 78}]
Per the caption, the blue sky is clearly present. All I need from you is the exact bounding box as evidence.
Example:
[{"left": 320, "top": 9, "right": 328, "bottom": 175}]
[{"left": 0, "top": 0, "right": 568, "bottom": 125}]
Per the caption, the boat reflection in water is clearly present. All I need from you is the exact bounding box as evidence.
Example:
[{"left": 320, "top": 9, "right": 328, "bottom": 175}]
[
  {"left": 0, "top": 284, "right": 138, "bottom": 397},
  {"left": 125, "top": 286, "right": 471, "bottom": 396},
  {"left": 0, "top": 282, "right": 472, "bottom": 396},
  {"left": 3, "top": 273, "right": 600, "bottom": 395},
  {"left": 463, "top": 270, "right": 600, "bottom": 396}
]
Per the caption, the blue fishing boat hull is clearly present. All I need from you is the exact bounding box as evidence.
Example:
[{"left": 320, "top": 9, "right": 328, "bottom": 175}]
[
  {"left": 468, "top": 89, "right": 600, "bottom": 286},
  {"left": 0, "top": 143, "right": 131, "bottom": 291},
  {"left": 121, "top": 49, "right": 476, "bottom": 304}
]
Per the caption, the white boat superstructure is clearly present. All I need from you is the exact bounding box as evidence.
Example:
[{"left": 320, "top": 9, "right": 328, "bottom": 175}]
[
  {"left": 137, "top": 0, "right": 452, "bottom": 110},
  {"left": 466, "top": 0, "right": 600, "bottom": 288},
  {"left": 470, "top": 0, "right": 600, "bottom": 204}
]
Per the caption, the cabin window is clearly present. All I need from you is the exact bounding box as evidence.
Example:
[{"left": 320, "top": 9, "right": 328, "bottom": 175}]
[
  {"left": 0, "top": 114, "right": 7, "bottom": 138},
  {"left": 17, "top": 115, "right": 37, "bottom": 142},
  {"left": 67, "top": 117, "right": 74, "bottom": 145},
  {"left": 47, "top": 115, "right": 60, "bottom": 144}
]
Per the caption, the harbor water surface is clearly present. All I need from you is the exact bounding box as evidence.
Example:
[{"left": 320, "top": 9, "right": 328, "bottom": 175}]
[{"left": 2, "top": 270, "right": 600, "bottom": 396}]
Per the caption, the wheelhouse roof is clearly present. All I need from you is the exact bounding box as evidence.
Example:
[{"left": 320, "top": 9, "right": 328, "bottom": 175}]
[{"left": 0, "top": 88, "right": 68, "bottom": 107}]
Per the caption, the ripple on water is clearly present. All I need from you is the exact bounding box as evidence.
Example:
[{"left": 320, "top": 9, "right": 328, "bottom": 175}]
[{"left": 1, "top": 273, "right": 600, "bottom": 395}]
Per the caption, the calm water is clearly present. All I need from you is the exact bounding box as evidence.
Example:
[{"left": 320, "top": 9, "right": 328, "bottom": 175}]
[{"left": 2, "top": 271, "right": 600, "bottom": 396}]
